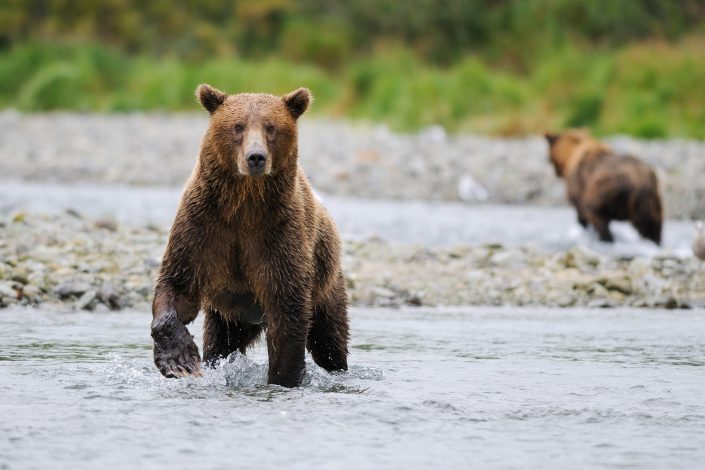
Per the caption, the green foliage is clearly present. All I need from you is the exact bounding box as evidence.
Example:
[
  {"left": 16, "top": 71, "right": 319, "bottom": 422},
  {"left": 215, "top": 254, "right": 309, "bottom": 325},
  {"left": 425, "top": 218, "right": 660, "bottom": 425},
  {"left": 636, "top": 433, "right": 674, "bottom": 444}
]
[
  {"left": 3, "top": 40, "right": 705, "bottom": 139},
  {"left": 2, "top": 0, "right": 704, "bottom": 66},
  {"left": 1, "top": 1, "right": 705, "bottom": 138}
]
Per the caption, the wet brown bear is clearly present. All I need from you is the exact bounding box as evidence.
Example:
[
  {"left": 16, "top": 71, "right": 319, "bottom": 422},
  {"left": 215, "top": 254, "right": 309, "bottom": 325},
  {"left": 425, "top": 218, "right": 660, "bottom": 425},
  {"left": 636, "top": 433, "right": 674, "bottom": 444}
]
[
  {"left": 150, "top": 84, "right": 349, "bottom": 387},
  {"left": 545, "top": 129, "right": 663, "bottom": 244}
]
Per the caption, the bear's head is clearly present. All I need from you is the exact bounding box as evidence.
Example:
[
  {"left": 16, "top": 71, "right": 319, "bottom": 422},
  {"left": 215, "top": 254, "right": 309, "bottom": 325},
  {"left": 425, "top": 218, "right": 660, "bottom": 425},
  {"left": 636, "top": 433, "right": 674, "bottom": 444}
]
[
  {"left": 544, "top": 128, "right": 594, "bottom": 177},
  {"left": 196, "top": 84, "right": 311, "bottom": 177}
]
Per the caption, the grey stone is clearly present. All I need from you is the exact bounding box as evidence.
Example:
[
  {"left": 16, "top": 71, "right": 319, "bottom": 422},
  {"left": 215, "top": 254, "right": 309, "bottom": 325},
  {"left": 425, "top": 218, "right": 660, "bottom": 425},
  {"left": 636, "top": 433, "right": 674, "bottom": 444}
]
[
  {"left": 648, "top": 295, "right": 679, "bottom": 309},
  {"left": 65, "top": 208, "right": 83, "bottom": 219},
  {"left": 371, "top": 286, "right": 396, "bottom": 299},
  {"left": 599, "top": 276, "right": 633, "bottom": 295},
  {"left": 53, "top": 281, "right": 92, "bottom": 299},
  {"left": 75, "top": 290, "right": 97, "bottom": 310},
  {"left": 0, "top": 281, "right": 18, "bottom": 299},
  {"left": 587, "top": 298, "right": 615, "bottom": 308},
  {"left": 98, "top": 283, "right": 123, "bottom": 310},
  {"left": 143, "top": 257, "right": 161, "bottom": 269},
  {"left": 21, "top": 284, "right": 40, "bottom": 299},
  {"left": 94, "top": 218, "right": 118, "bottom": 232}
]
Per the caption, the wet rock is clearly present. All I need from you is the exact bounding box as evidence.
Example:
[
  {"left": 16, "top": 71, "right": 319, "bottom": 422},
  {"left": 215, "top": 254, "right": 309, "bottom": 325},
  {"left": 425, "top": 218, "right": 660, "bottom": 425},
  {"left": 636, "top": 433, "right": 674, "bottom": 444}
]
[
  {"left": 545, "top": 291, "right": 576, "bottom": 307},
  {"left": 0, "top": 281, "right": 18, "bottom": 299},
  {"left": 457, "top": 174, "right": 489, "bottom": 202},
  {"left": 11, "top": 272, "right": 28, "bottom": 285},
  {"left": 93, "top": 303, "right": 110, "bottom": 313},
  {"left": 15, "top": 243, "right": 30, "bottom": 258},
  {"left": 94, "top": 218, "right": 118, "bottom": 232},
  {"left": 371, "top": 286, "right": 396, "bottom": 299},
  {"left": 65, "top": 208, "right": 83, "bottom": 219},
  {"left": 98, "top": 283, "right": 123, "bottom": 310},
  {"left": 345, "top": 273, "right": 357, "bottom": 289},
  {"left": 647, "top": 295, "right": 679, "bottom": 309},
  {"left": 21, "top": 284, "right": 41, "bottom": 300},
  {"left": 12, "top": 211, "right": 26, "bottom": 223},
  {"left": 561, "top": 247, "right": 601, "bottom": 270},
  {"left": 27, "top": 271, "right": 47, "bottom": 287},
  {"left": 75, "top": 290, "right": 97, "bottom": 310},
  {"left": 598, "top": 276, "right": 633, "bottom": 295},
  {"left": 143, "top": 257, "right": 161, "bottom": 269},
  {"left": 406, "top": 292, "right": 424, "bottom": 306},
  {"left": 587, "top": 298, "right": 615, "bottom": 308},
  {"left": 490, "top": 249, "right": 525, "bottom": 267},
  {"left": 53, "top": 281, "right": 92, "bottom": 299}
]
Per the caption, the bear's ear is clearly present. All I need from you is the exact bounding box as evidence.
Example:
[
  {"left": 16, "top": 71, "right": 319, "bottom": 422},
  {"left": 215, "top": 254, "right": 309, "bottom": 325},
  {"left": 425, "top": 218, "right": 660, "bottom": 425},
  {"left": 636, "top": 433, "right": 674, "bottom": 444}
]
[
  {"left": 196, "top": 84, "right": 227, "bottom": 114},
  {"left": 544, "top": 132, "right": 559, "bottom": 145},
  {"left": 283, "top": 88, "right": 312, "bottom": 119}
]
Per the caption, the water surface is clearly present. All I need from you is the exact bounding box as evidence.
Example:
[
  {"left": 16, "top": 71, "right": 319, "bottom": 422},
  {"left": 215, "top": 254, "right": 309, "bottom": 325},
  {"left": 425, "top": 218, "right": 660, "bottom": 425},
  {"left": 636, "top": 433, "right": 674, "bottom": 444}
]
[{"left": 1, "top": 307, "right": 704, "bottom": 469}]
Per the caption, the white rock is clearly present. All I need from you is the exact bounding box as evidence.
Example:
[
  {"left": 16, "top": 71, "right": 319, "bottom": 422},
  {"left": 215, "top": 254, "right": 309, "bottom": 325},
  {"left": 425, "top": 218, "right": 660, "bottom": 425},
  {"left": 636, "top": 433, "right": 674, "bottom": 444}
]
[{"left": 457, "top": 174, "right": 489, "bottom": 202}]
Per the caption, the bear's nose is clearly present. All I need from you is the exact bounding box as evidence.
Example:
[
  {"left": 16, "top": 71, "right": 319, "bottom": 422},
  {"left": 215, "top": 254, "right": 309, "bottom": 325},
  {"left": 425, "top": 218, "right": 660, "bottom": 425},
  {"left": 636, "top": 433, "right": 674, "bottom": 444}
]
[{"left": 246, "top": 152, "right": 267, "bottom": 170}]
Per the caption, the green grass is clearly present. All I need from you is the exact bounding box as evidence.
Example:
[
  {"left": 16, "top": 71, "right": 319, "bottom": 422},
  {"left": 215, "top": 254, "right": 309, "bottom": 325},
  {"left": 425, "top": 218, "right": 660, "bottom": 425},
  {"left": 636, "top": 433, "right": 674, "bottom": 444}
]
[{"left": 2, "top": 40, "right": 705, "bottom": 139}]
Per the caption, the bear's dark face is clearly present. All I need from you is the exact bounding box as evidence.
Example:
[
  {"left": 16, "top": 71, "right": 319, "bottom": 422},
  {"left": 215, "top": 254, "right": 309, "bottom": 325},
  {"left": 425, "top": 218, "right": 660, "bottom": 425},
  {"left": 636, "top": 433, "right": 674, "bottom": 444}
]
[{"left": 197, "top": 85, "right": 311, "bottom": 177}]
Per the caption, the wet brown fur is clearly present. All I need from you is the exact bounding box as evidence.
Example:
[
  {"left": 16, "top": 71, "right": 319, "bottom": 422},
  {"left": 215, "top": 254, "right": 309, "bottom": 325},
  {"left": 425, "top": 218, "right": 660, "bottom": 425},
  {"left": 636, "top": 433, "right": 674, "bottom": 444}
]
[
  {"left": 545, "top": 129, "right": 662, "bottom": 244},
  {"left": 151, "top": 85, "right": 349, "bottom": 387}
]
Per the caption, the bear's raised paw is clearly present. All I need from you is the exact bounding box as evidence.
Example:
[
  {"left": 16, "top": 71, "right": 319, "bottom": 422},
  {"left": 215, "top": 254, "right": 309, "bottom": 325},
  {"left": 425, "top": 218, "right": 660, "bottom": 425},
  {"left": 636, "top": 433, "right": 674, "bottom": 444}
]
[{"left": 151, "top": 313, "right": 203, "bottom": 378}]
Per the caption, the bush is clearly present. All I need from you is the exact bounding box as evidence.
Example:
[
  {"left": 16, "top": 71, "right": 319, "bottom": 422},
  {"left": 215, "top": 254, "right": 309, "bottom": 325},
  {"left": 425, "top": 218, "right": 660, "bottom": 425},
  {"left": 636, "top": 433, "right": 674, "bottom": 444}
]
[{"left": 2, "top": 38, "right": 705, "bottom": 139}]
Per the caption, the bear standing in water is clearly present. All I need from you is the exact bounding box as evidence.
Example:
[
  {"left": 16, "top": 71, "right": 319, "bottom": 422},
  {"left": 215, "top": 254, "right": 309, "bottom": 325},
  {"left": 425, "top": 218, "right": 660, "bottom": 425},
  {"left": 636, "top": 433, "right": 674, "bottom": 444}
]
[
  {"left": 151, "top": 85, "right": 349, "bottom": 387},
  {"left": 545, "top": 129, "right": 663, "bottom": 245}
]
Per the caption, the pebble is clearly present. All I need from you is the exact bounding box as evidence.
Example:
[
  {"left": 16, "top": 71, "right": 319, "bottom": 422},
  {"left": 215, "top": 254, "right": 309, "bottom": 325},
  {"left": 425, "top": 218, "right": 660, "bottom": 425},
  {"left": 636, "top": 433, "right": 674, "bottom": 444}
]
[
  {"left": 0, "top": 281, "right": 18, "bottom": 299},
  {"left": 0, "top": 207, "right": 702, "bottom": 312},
  {"left": 599, "top": 276, "right": 633, "bottom": 295},
  {"left": 94, "top": 218, "right": 118, "bottom": 232},
  {"left": 75, "top": 290, "right": 97, "bottom": 310},
  {"left": 53, "top": 281, "right": 92, "bottom": 299},
  {"left": 98, "top": 283, "right": 123, "bottom": 310},
  {"left": 587, "top": 298, "right": 615, "bottom": 309}
]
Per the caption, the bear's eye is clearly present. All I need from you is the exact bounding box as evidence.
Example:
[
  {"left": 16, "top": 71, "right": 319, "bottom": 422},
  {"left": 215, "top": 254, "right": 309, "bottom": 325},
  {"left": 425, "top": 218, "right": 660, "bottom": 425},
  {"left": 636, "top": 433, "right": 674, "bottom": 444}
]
[
  {"left": 265, "top": 124, "right": 276, "bottom": 135},
  {"left": 234, "top": 123, "right": 245, "bottom": 133}
]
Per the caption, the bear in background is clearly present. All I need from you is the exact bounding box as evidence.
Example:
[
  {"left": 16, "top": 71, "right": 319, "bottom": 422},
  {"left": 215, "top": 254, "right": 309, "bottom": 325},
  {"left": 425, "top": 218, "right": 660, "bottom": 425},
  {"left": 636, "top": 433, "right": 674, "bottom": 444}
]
[
  {"left": 545, "top": 129, "right": 663, "bottom": 245},
  {"left": 150, "top": 84, "right": 349, "bottom": 387}
]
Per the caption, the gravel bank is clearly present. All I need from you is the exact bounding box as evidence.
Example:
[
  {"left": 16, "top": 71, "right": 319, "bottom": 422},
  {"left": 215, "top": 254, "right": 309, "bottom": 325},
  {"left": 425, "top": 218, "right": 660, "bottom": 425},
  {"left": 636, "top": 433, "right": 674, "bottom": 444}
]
[
  {"left": 1, "top": 111, "right": 703, "bottom": 219},
  {"left": 1, "top": 213, "right": 701, "bottom": 311}
]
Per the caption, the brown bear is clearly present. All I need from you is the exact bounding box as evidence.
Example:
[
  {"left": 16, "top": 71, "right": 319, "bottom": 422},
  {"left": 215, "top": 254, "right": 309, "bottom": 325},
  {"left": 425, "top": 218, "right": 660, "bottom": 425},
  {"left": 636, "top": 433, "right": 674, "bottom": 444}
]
[
  {"left": 545, "top": 128, "right": 663, "bottom": 244},
  {"left": 150, "top": 84, "right": 349, "bottom": 387}
]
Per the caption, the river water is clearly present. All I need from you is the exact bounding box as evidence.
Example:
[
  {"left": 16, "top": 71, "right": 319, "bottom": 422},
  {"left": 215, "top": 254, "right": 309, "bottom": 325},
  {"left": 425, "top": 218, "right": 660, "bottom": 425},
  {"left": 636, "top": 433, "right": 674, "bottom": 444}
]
[
  {"left": 1, "top": 307, "right": 704, "bottom": 469},
  {"left": 1, "top": 182, "right": 702, "bottom": 468}
]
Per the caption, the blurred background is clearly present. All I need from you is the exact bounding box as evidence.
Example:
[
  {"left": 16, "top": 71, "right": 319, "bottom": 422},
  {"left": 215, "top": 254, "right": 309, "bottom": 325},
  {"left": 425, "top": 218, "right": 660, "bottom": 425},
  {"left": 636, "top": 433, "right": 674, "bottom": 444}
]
[
  {"left": 0, "top": 0, "right": 702, "bottom": 309},
  {"left": 2, "top": 0, "right": 705, "bottom": 138}
]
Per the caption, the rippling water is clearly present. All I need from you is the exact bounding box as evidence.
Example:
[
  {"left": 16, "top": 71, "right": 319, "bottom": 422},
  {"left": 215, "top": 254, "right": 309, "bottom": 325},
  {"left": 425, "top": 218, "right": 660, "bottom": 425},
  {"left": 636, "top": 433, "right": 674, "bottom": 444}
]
[{"left": 1, "top": 307, "right": 704, "bottom": 469}]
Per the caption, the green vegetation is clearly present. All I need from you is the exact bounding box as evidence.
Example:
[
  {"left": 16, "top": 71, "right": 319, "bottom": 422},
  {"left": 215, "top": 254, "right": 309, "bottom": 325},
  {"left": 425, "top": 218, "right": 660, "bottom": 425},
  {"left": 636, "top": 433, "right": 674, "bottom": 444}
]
[{"left": 1, "top": 0, "right": 705, "bottom": 138}]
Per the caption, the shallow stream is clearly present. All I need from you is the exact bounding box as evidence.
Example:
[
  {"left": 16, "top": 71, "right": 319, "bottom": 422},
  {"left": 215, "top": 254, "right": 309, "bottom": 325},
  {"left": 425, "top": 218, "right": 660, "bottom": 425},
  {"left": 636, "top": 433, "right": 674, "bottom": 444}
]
[{"left": 1, "top": 307, "right": 703, "bottom": 469}]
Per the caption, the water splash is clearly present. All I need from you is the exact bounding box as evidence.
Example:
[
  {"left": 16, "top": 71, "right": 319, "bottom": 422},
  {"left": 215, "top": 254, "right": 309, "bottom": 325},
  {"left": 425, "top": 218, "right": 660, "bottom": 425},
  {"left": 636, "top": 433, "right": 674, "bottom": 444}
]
[{"left": 97, "top": 350, "right": 385, "bottom": 398}]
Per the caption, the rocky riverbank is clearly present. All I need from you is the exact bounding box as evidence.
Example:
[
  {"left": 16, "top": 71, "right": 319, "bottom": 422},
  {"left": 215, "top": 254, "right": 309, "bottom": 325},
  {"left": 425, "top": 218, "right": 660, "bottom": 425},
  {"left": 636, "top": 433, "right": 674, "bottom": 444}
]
[
  {"left": 0, "top": 111, "right": 703, "bottom": 219},
  {"left": 1, "top": 212, "right": 701, "bottom": 311}
]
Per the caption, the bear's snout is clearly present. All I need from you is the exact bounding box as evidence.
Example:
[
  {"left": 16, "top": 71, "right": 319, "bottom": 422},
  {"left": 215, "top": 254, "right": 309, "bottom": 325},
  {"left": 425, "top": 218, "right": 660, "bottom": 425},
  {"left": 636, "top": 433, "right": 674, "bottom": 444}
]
[{"left": 245, "top": 151, "right": 268, "bottom": 175}]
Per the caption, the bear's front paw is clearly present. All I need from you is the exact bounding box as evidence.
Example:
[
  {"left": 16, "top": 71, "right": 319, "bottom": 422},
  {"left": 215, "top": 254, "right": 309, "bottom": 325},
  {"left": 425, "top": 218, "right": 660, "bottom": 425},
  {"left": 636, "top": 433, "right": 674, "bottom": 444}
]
[{"left": 151, "top": 315, "right": 202, "bottom": 378}]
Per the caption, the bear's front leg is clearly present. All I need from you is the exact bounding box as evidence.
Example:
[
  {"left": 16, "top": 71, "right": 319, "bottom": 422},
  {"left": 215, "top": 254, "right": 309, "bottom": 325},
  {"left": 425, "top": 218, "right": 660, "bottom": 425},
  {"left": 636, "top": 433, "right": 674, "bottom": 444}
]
[
  {"left": 243, "top": 216, "right": 315, "bottom": 387},
  {"left": 263, "top": 294, "right": 311, "bottom": 387},
  {"left": 151, "top": 286, "right": 202, "bottom": 378}
]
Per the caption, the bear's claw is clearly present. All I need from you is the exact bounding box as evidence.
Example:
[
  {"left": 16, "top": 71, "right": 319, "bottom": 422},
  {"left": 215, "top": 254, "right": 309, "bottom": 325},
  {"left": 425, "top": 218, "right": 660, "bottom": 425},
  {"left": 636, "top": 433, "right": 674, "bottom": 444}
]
[
  {"left": 152, "top": 313, "right": 203, "bottom": 379},
  {"left": 155, "top": 344, "right": 202, "bottom": 378}
]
